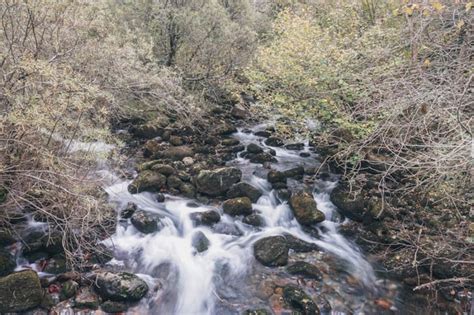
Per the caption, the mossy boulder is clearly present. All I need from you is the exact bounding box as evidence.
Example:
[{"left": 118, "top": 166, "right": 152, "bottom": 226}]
[
  {"left": 150, "top": 164, "right": 176, "bottom": 176},
  {"left": 283, "top": 285, "right": 320, "bottom": 315},
  {"left": 74, "top": 286, "right": 99, "bottom": 309},
  {"left": 289, "top": 191, "right": 325, "bottom": 225},
  {"left": 253, "top": 236, "right": 289, "bottom": 267},
  {"left": 330, "top": 184, "right": 367, "bottom": 222},
  {"left": 195, "top": 167, "right": 242, "bottom": 196},
  {"left": 223, "top": 197, "right": 253, "bottom": 216},
  {"left": 101, "top": 300, "right": 129, "bottom": 313},
  {"left": 267, "top": 170, "right": 286, "bottom": 183},
  {"left": 246, "top": 143, "right": 264, "bottom": 154},
  {"left": 0, "top": 270, "right": 43, "bottom": 313},
  {"left": 60, "top": 280, "right": 79, "bottom": 301},
  {"left": 95, "top": 271, "right": 149, "bottom": 302},
  {"left": 128, "top": 171, "right": 167, "bottom": 194},
  {"left": 0, "top": 249, "right": 15, "bottom": 277}
]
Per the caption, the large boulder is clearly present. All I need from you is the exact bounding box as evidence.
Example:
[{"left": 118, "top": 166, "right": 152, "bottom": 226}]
[
  {"left": 95, "top": 271, "right": 149, "bottom": 302},
  {"left": 267, "top": 170, "right": 286, "bottom": 184},
  {"left": 195, "top": 167, "right": 242, "bottom": 196},
  {"left": 128, "top": 171, "right": 166, "bottom": 194},
  {"left": 226, "top": 182, "right": 262, "bottom": 203},
  {"left": 289, "top": 192, "right": 325, "bottom": 225},
  {"left": 131, "top": 210, "right": 161, "bottom": 234},
  {"left": 283, "top": 285, "right": 320, "bottom": 315},
  {"left": 253, "top": 236, "right": 289, "bottom": 267},
  {"left": 282, "top": 166, "right": 305, "bottom": 179},
  {"left": 246, "top": 143, "right": 264, "bottom": 154},
  {"left": 0, "top": 270, "right": 43, "bottom": 313},
  {"left": 223, "top": 197, "right": 253, "bottom": 216},
  {"left": 0, "top": 249, "right": 15, "bottom": 277},
  {"left": 330, "top": 185, "right": 367, "bottom": 222}
]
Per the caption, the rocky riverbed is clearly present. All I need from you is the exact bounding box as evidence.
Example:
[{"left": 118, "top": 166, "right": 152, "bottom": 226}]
[{"left": 0, "top": 105, "right": 470, "bottom": 314}]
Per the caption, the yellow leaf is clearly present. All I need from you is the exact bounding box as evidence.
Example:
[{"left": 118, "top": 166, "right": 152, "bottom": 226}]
[
  {"left": 403, "top": 6, "right": 414, "bottom": 16},
  {"left": 466, "top": 2, "right": 473, "bottom": 12},
  {"left": 457, "top": 20, "right": 465, "bottom": 29},
  {"left": 423, "top": 59, "right": 431, "bottom": 67},
  {"left": 432, "top": 1, "right": 445, "bottom": 12}
]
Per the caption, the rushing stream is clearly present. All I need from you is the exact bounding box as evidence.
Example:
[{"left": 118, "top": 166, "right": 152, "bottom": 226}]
[{"left": 102, "top": 124, "right": 397, "bottom": 315}]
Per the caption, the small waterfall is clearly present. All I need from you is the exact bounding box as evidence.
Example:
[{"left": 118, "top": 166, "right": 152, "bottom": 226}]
[{"left": 103, "top": 125, "right": 379, "bottom": 314}]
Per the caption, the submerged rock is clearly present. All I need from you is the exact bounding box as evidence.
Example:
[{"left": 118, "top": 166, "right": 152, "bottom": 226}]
[
  {"left": 287, "top": 261, "right": 322, "bottom": 280},
  {"left": 289, "top": 191, "right": 325, "bottom": 225},
  {"left": 223, "top": 197, "right": 253, "bottom": 216},
  {"left": 283, "top": 285, "right": 320, "bottom": 315},
  {"left": 253, "top": 236, "right": 289, "bottom": 267},
  {"left": 131, "top": 210, "right": 161, "bottom": 234},
  {"left": 195, "top": 167, "right": 242, "bottom": 196},
  {"left": 95, "top": 271, "right": 149, "bottom": 302},
  {"left": 190, "top": 210, "right": 221, "bottom": 226},
  {"left": 128, "top": 171, "right": 166, "bottom": 194},
  {"left": 192, "top": 231, "right": 210, "bottom": 253},
  {"left": 226, "top": 182, "right": 262, "bottom": 203},
  {"left": 0, "top": 270, "right": 43, "bottom": 313}
]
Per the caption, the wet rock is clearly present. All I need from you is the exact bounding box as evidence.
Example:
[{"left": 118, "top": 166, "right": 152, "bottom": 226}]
[
  {"left": 300, "top": 152, "right": 311, "bottom": 157},
  {"left": 131, "top": 210, "right": 161, "bottom": 234},
  {"left": 231, "top": 144, "right": 246, "bottom": 153},
  {"left": 0, "top": 229, "right": 15, "bottom": 246},
  {"left": 44, "top": 254, "right": 68, "bottom": 274},
  {"left": 101, "top": 300, "right": 129, "bottom": 313},
  {"left": 22, "top": 230, "right": 63, "bottom": 259},
  {"left": 268, "top": 148, "right": 276, "bottom": 156},
  {"left": 265, "top": 137, "right": 284, "bottom": 147},
  {"left": 231, "top": 104, "right": 248, "bottom": 119},
  {"left": 120, "top": 202, "right": 136, "bottom": 219},
  {"left": 330, "top": 184, "right": 367, "bottom": 222},
  {"left": 283, "top": 233, "right": 319, "bottom": 252},
  {"left": 243, "top": 309, "right": 271, "bottom": 315},
  {"left": 287, "top": 261, "right": 322, "bottom": 280},
  {"left": 0, "top": 248, "right": 15, "bottom": 277},
  {"left": 0, "top": 270, "right": 43, "bottom": 313},
  {"left": 267, "top": 170, "right": 286, "bottom": 183},
  {"left": 226, "top": 182, "right": 262, "bottom": 203},
  {"left": 192, "top": 231, "right": 210, "bottom": 253},
  {"left": 253, "top": 236, "right": 289, "bottom": 267},
  {"left": 180, "top": 183, "right": 196, "bottom": 198},
  {"left": 223, "top": 197, "right": 253, "bottom": 216},
  {"left": 169, "top": 135, "right": 183, "bottom": 146},
  {"left": 216, "top": 123, "right": 237, "bottom": 136},
  {"left": 156, "top": 193, "right": 166, "bottom": 202},
  {"left": 128, "top": 171, "right": 166, "bottom": 194},
  {"left": 247, "top": 143, "right": 264, "bottom": 154},
  {"left": 190, "top": 210, "right": 221, "bottom": 226},
  {"left": 289, "top": 191, "right": 325, "bottom": 225},
  {"left": 222, "top": 138, "right": 240, "bottom": 146},
  {"left": 167, "top": 175, "right": 183, "bottom": 189},
  {"left": 213, "top": 222, "right": 243, "bottom": 236},
  {"left": 60, "top": 280, "right": 79, "bottom": 301},
  {"left": 242, "top": 214, "right": 264, "bottom": 227},
  {"left": 283, "top": 166, "right": 305, "bottom": 179},
  {"left": 150, "top": 164, "right": 176, "bottom": 176},
  {"left": 285, "top": 143, "right": 305, "bottom": 150},
  {"left": 204, "top": 136, "right": 220, "bottom": 146},
  {"left": 254, "top": 130, "right": 271, "bottom": 138},
  {"left": 283, "top": 285, "right": 319, "bottom": 315},
  {"left": 95, "top": 271, "right": 149, "bottom": 302},
  {"left": 276, "top": 189, "right": 292, "bottom": 201},
  {"left": 195, "top": 167, "right": 242, "bottom": 196},
  {"left": 156, "top": 146, "right": 194, "bottom": 161},
  {"left": 271, "top": 182, "right": 287, "bottom": 190},
  {"left": 250, "top": 152, "right": 277, "bottom": 164},
  {"left": 74, "top": 287, "right": 99, "bottom": 309}
]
